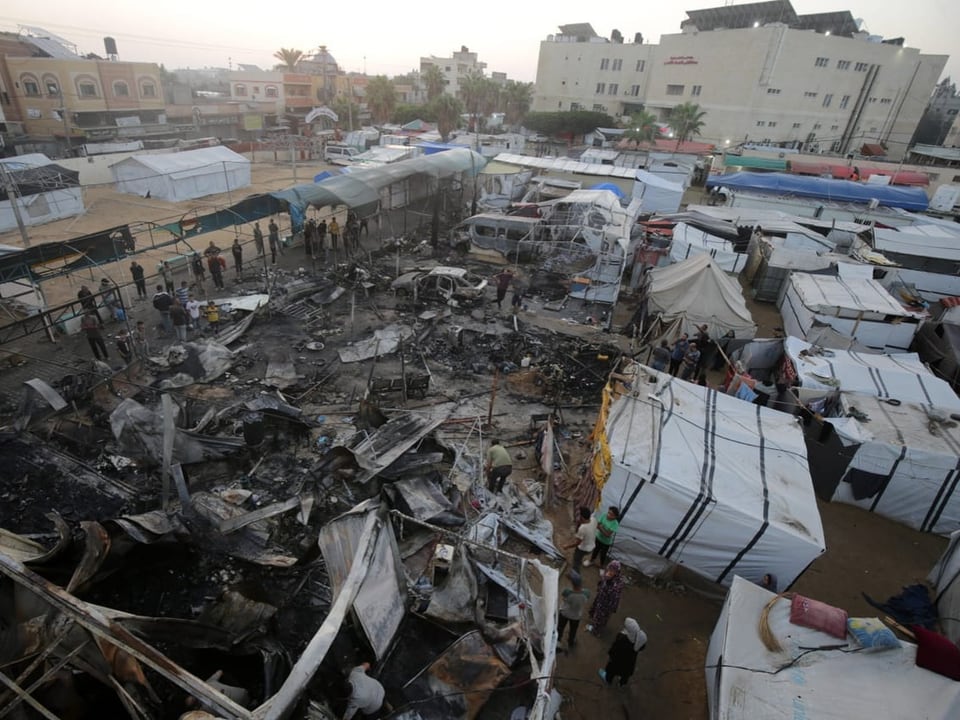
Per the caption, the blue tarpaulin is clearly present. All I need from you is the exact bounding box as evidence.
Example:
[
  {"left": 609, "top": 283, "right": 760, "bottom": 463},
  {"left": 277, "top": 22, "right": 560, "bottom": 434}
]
[
  {"left": 706, "top": 171, "right": 929, "bottom": 211},
  {"left": 589, "top": 182, "right": 626, "bottom": 198}
]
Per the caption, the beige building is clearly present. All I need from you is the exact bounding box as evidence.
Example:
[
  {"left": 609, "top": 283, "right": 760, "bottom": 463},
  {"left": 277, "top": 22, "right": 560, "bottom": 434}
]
[
  {"left": 533, "top": 2, "right": 948, "bottom": 160},
  {"left": 420, "top": 46, "right": 487, "bottom": 98}
]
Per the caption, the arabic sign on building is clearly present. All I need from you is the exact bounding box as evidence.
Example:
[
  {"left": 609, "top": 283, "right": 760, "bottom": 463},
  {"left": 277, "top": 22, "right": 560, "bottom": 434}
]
[{"left": 664, "top": 56, "right": 698, "bottom": 65}]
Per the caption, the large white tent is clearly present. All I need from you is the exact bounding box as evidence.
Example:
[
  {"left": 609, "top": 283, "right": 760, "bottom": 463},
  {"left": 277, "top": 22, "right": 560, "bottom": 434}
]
[
  {"left": 0, "top": 154, "right": 83, "bottom": 231},
  {"left": 644, "top": 253, "right": 757, "bottom": 339},
  {"left": 779, "top": 272, "right": 924, "bottom": 352},
  {"left": 110, "top": 146, "right": 251, "bottom": 202},
  {"left": 707, "top": 576, "right": 960, "bottom": 720},
  {"left": 668, "top": 222, "right": 749, "bottom": 273},
  {"left": 600, "top": 368, "right": 825, "bottom": 588},
  {"left": 929, "top": 530, "right": 960, "bottom": 645}
]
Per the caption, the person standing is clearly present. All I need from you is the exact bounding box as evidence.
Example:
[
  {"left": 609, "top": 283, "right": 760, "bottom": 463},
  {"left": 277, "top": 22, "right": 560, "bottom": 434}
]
[
  {"left": 565, "top": 507, "right": 597, "bottom": 569},
  {"left": 668, "top": 333, "right": 689, "bottom": 376},
  {"left": 208, "top": 252, "right": 225, "bottom": 290},
  {"left": 342, "top": 662, "right": 385, "bottom": 720},
  {"left": 587, "top": 560, "right": 626, "bottom": 635},
  {"left": 160, "top": 261, "right": 175, "bottom": 293},
  {"left": 268, "top": 219, "right": 281, "bottom": 263},
  {"left": 599, "top": 618, "right": 646, "bottom": 687},
  {"left": 318, "top": 219, "right": 328, "bottom": 262},
  {"left": 680, "top": 341, "right": 701, "bottom": 381},
  {"left": 204, "top": 300, "right": 220, "bottom": 335},
  {"left": 175, "top": 280, "right": 190, "bottom": 307},
  {"left": 191, "top": 252, "right": 206, "bottom": 286},
  {"left": 359, "top": 216, "right": 369, "bottom": 239},
  {"left": 304, "top": 217, "right": 317, "bottom": 257},
  {"left": 484, "top": 438, "right": 513, "bottom": 494},
  {"left": 253, "top": 222, "right": 265, "bottom": 256},
  {"left": 185, "top": 294, "right": 202, "bottom": 331},
  {"left": 587, "top": 506, "right": 620, "bottom": 568},
  {"left": 130, "top": 261, "right": 147, "bottom": 299},
  {"left": 77, "top": 285, "right": 102, "bottom": 323},
  {"left": 510, "top": 276, "right": 525, "bottom": 315},
  {"left": 695, "top": 324, "right": 714, "bottom": 375},
  {"left": 99, "top": 278, "right": 119, "bottom": 321},
  {"left": 329, "top": 217, "right": 340, "bottom": 260},
  {"left": 170, "top": 300, "right": 188, "bottom": 341},
  {"left": 558, "top": 572, "right": 590, "bottom": 649},
  {"left": 81, "top": 312, "right": 108, "bottom": 361},
  {"left": 152, "top": 285, "right": 173, "bottom": 336},
  {"left": 231, "top": 237, "right": 243, "bottom": 280},
  {"left": 115, "top": 329, "right": 133, "bottom": 364},
  {"left": 134, "top": 320, "right": 149, "bottom": 358},
  {"left": 492, "top": 269, "right": 514, "bottom": 310},
  {"left": 650, "top": 339, "right": 670, "bottom": 372}
]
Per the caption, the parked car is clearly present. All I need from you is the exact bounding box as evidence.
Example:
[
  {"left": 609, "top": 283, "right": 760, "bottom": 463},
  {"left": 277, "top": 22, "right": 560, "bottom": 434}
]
[
  {"left": 391, "top": 266, "right": 488, "bottom": 307},
  {"left": 323, "top": 144, "right": 360, "bottom": 165}
]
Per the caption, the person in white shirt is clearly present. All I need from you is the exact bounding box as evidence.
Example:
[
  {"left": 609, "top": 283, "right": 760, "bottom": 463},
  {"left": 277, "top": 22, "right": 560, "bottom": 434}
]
[
  {"left": 185, "top": 294, "right": 203, "bottom": 331},
  {"left": 342, "top": 662, "right": 385, "bottom": 719},
  {"left": 564, "top": 506, "right": 597, "bottom": 568}
]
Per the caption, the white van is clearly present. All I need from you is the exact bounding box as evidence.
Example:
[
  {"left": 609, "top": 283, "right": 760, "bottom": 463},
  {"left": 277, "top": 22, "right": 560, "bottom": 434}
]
[
  {"left": 449, "top": 213, "right": 543, "bottom": 260},
  {"left": 324, "top": 144, "right": 360, "bottom": 165}
]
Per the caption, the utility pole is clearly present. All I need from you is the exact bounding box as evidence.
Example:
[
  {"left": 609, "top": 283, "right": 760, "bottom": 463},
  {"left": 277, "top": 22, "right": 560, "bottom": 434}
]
[{"left": 0, "top": 162, "right": 31, "bottom": 247}]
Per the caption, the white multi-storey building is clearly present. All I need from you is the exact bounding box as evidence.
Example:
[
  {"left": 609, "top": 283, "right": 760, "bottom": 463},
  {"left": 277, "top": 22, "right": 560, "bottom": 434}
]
[
  {"left": 533, "top": 2, "right": 948, "bottom": 159},
  {"left": 420, "top": 46, "right": 487, "bottom": 98}
]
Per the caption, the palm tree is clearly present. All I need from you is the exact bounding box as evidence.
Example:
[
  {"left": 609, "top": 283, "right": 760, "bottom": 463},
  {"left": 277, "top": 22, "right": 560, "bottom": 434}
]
[
  {"left": 502, "top": 81, "right": 533, "bottom": 127},
  {"left": 422, "top": 64, "right": 446, "bottom": 101},
  {"left": 430, "top": 94, "right": 464, "bottom": 141},
  {"left": 366, "top": 75, "right": 397, "bottom": 124},
  {"left": 460, "top": 71, "right": 498, "bottom": 132},
  {"left": 273, "top": 48, "right": 303, "bottom": 72},
  {"left": 624, "top": 110, "right": 660, "bottom": 143},
  {"left": 669, "top": 102, "right": 707, "bottom": 150}
]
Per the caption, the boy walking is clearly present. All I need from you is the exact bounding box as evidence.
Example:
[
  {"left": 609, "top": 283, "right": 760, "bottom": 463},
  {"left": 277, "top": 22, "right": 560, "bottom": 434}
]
[{"left": 558, "top": 572, "right": 590, "bottom": 649}]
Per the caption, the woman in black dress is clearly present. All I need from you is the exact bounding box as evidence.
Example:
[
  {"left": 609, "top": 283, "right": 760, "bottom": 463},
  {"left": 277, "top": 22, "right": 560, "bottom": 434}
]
[{"left": 599, "top": 618, "right": 646, "bottom": 687}]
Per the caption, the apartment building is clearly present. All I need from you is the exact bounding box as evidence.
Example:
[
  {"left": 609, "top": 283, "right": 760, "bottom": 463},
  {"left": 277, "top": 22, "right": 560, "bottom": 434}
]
[
  {"left": 533, "top": 1, "right": 948, "bottom": 159},
  {"left": 420, "top": 46, "right": 488, "bottom": 98}
]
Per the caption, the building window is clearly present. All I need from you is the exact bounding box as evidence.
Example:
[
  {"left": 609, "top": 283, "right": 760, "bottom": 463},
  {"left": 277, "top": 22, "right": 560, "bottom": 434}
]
[
  {"left": 792, "top": 122, "right": 801, "bottom": 128},
  {"left": 855, "top": 62, "right": 869, "bottom": 71},
  {"left": 113, "top": 80, "right": 130, "bottom": 97},
  {"left": 595, "top": 82, "right": 606, "bottom": 94},
  {"left": 608, "top": 83, "right": 618, "bottom": 95},
  {"left": 869, "top": 97, "right": 876, "bottom": 103},
  {"left": 880, "top": 97, "right": 892, "bottom": 104},
  {"left": 666, "top": 84, "right": 685, "bottom": 96},
  {"left": 76, "top": 77, "right": 99, "bottom": 97},
  {"left": 768, "top": 121, "right": 777, "bottom": 127},
  {"left": 815, "top": 57, "right": 829, "bottom": 67},
  {"left": 592, "top": 104, "right": 605, "bottom": 112},
  {"left": 691, "top": 84, "right": 702, "bottom": 96},
  {"left": 839, "top": 94, "right": 851, "bottom": 109},
  {"left": 570, "top": 102, "right": 581, "bottom": 111},
  {"left": 756, "top": 120, "right": 766, "bottom": 127},
  {"left": 265, "top": 85, "right": 278, "bottom": 98},
  {"left": 813, "top": 123, "right": 822, "bottom": 130},
  {"left": 927, "top": 172, "right": 939, "bottom": 181},
  {"left": 804, "top": 91, "right": 818, "bottom": 98},
  {"left": 21, "top": 75, "right": 41, "bottom": 97},
  {"left": 612, "top": 59, "right": 622, "bottom": 71},
  {"left": 235, "top": 84, "right": 247, "bottom": 97},
  {"left": 837, "top": 60, "right": 851, "bottom": 70},
  {"left": 629, "top": 84, "right": 641, "bottom": 96},
  {"left": 830, "top": 124, "right": 839, "bottom": 130},
  {"left": 822, "top": 94, "right": 833, "bottom": 107},
  {"left": 766, "top": 88, "right": 781, "bottom": 95},
  {"left": 636, "top": 59, "right": 645, "bottom": 72},
  {"left": 600, "top": 58, "right": 610, "bottom": 70},
  {"left": 953, "top": 175, "right": 960, "bottom": 182},
  {"left": 140, "top": 81, "right": 157, "bottom": 98}
]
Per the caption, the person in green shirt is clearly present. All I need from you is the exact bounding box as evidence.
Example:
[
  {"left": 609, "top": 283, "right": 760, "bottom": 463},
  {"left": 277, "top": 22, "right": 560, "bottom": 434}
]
[
  {"left": 587, "top": 506, "right": 620, "bottom": 567},
  {"left": 485, "top": 438, "right": 513, "bottom": 493}
]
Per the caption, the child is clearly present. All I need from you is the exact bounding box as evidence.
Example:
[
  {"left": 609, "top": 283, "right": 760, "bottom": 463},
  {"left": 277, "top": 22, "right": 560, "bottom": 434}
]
[
  {"left": 558, "top": 571, "right": 590, "bottom": 649},
  {"left": 204, "top": 300, "right": 220, "bottom": 335}
]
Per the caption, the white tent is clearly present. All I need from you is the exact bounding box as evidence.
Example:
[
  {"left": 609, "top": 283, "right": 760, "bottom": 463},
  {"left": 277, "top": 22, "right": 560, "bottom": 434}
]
[
  {"left": 707, "top": 576, "right": 960, "bottom": 720},
  {"left": 822, "top": 393, "right": 960, "bottom": 535},
  {"left": 600, "top": 368, "right": 825, "bottom": 588},
  {"left": 929, "top": 530, "right": 960, "bottom": 645},
  {"left": 631, "top": 170, "right": 684, "bottom": 214},
  {"left": 110, "top": 146, "right": 251, "bottom": 202},
  {"left": 645, "top": 253, "right": 757, "bottom": 339},
  {"left": 779, "top": 272, "right": 925, "bottom": 352},
  {"left": 783, "top": 335, "right": 960, "bottom": 412},
  {"left": 0, "top": 154, "right": 83, "bottom": 231},
  {"left": 668, "top": 222, "right": 748, "bottom": 272}
]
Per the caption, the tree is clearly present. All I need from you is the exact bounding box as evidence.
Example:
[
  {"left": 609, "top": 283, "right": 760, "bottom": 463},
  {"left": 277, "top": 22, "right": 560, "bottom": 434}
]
[
  {"left": 624, "top": 110, "right": 660, "bottom": 143},
  {"left": 273, "top": 48, "right": 303, "bottom": 72},
  {"left": 429, "top": 94, "right": 464, "bottom": 141},
  {"left": 524, "top": 111, "right": 615, "bottom": 139},
  {"left": 460, "top": 71, "right": 497, "bottom": 131},
  {"left": 391, "top": 103, "right": 422, "bottom": 125},
  {"left": 669, "top": 102, "right": 707, "bottom": 149},
  {"left": 422, "top": 64, "right": 446, "bottom": 102},
  {"left": 501, "top": 81, "right": 534, "bottom": 127},
  {"left": 366, "top": 75, "right": 397, "bottom": 124}
]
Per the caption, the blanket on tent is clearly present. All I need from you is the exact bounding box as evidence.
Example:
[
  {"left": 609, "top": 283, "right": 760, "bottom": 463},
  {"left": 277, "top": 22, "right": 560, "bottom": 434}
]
[{"left": 863, "top": 584, "right": 937, "bottom": 629}]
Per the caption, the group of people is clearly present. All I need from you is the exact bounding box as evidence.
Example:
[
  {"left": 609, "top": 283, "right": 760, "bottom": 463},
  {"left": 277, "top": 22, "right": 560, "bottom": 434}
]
[
  {"left": 644, "top": 324, "right": 717, "bottom": 383},
  {"left": 557, "top": 504, "right": 648, "bottom": 688},
  {"left": 492, "top": 268, "right": 525, "bottom": 313}
]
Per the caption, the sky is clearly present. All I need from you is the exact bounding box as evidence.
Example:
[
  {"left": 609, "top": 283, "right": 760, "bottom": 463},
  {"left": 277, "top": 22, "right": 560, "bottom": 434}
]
[{"left": 1, "top": 0, "right": 957, "bottom": 84}]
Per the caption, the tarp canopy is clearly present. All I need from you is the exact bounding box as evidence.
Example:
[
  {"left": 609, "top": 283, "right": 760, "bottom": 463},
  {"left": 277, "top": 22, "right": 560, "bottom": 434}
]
[
  {"left": 669, "top": 221, "right": 749, "bottom": 273},
  {"left": 723, "top": 155, "right": 787, "bottom": 171},
  {"left": 929, "top": 530, "right": 960, "bottom": 645},
  {"left": 783, "top": 335, "right": 960, "bottom": 412},
  {"left": 601, "top": 368, "right": 825, "bottom": 587},
  {"left": 0, "top": 161, "right": 80, "bottom": 201},
  {"left": 706, "top": 576, "right": 960, "bottom": 720},
  {"left": 826, "top": 393, "right": 960, "bottom": 535},
  {"left": 706, "top": 171, "right": 930, "bottom": 211},
  {"left": 646, "top": 253, "right": 757, "bottom": 338},
  {"left": 874, "top": 225, "right": 960, "bottom": 262},
  {"left": 111, "top": 146, "right": 251, "bottom": 202}
]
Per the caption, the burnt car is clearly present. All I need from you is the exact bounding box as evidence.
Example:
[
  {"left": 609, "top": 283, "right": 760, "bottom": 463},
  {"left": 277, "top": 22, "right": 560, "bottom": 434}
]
[{"left": 391, "top": 266, "right": 488, "bottom": 307}]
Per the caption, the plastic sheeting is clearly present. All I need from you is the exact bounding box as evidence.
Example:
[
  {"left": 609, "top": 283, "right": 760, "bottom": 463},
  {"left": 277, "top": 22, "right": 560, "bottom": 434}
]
[
  {"left": 929, "top": 530, "right": 960, "bottom": 645},
  {"left": 646, "top": 253, "right": 757, "bottom": 338},
  {"left": 668, "top": 222, "right": 748, "bottom": 273},
  {"left": 827, "top": 394, "right": 960, "bottom": 536},
  {"left": 706, "top": 576, "right": 960, "bottom": 720},
  {"left": 706, "top": 171, "right": 930, "bottom": 211},
  {"left": 111, "top": 147, "right": 251, "bottom": 202},
  {"left": 600, "top": 367, "right": 825, "bottom": 587}
]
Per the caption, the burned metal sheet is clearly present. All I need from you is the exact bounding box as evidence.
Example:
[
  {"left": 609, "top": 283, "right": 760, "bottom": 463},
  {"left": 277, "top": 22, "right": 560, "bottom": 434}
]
[
  {"left": 338, "top": 324, "right": 414, "bottom": 363},
  {"left": 187, "top": 492, "right": 298, "bottom": 567},
  {"left": 401, "top": 630, "right": 510, "bottom": 720},
  {"left": 384, "top": 476, "right": 464, "bottom": 527},
  {"left": 317, "top": 503, "right": 405, "bottom": 660},
  {"left": 154, "top": 341, "right": 237, "bottom": 390},
  {"left": 351, "top": 403, "right": 454, "bottom": 483}
]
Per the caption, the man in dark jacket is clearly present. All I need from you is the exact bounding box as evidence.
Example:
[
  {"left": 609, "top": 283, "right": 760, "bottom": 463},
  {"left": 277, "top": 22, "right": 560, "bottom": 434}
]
[
  {"left": 130, "top": 261, "right": 147, "bottom": 299},
  {"left": 152, "top": 285, "right": 173, "bottom": 335},
  {"left": 77, "top": 285, "right": 102, "bottom": 323}
]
